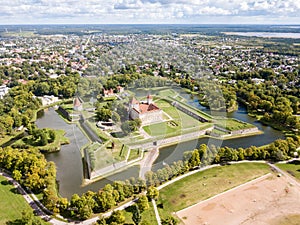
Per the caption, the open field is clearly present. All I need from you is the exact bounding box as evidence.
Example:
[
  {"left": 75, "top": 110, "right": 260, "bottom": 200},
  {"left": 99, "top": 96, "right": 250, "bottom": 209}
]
[
  {"left": 157, "top": 163, "right": 271, "bottom": 219},
  {"left": 0, "top": 176, "right": 49, "bottom": 224},
  {"left": 276, "top": 161, "right": 300, "bottom": 181},
  {"left": 177, "top": 172, "right": 300, "bottom": 225}
]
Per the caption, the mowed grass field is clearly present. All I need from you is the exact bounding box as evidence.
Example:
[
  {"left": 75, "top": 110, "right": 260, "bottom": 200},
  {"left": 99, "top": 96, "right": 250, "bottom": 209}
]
[
  {"left": 0, "top": 176, "right": 32, "bottom": 224},
  {"left": 276, "top": 161, "right": 300, "bottom": 180},
  {"left": 157, "top": 163, "right": 271, "bottom": 217}
]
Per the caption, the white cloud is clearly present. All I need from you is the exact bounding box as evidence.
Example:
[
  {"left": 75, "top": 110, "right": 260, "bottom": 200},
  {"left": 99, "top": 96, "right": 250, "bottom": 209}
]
[{"left": 0, "top": 0, "right": 299, "bottom": 24}]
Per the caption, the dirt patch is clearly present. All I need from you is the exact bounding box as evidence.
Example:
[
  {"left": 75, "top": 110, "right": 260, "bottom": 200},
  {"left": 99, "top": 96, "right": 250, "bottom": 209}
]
[
  {"left": 177, "top": 173, "right": 300, "bottom": 225},
  {"left": 180, "top": 194, "right": 186, "bottom": 199}
]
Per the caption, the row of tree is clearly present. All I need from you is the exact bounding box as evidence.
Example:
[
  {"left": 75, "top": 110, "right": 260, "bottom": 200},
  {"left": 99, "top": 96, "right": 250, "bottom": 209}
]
[{"left": 144, "top": 136, "right": 300, "bottom": 187}]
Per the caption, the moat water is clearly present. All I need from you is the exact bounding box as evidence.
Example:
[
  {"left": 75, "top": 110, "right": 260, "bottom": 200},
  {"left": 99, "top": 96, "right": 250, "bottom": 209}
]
[{"left": 38, "top": 93, "right": 284, "bottom": 198}]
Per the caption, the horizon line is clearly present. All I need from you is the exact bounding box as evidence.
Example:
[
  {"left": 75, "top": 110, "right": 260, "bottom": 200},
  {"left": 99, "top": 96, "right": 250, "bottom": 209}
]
[{"left": 0, "top": 23, "right": 300, "bottom": 26}]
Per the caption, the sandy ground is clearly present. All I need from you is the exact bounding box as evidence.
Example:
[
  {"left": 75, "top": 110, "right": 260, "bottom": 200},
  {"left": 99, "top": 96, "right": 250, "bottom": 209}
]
[{"left": 176, "top": 173, "right": 300, "bottom": 225}]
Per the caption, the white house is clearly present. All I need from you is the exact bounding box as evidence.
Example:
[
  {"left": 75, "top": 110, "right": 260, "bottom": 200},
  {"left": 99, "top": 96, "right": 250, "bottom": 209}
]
[{"left": 0, "top": 85, "right": 9, "bottom": 99}]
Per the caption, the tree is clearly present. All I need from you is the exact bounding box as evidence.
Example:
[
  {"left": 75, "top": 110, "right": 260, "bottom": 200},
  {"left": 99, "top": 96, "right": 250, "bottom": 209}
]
[
  {"left": 18, "top": 209, "right": 44, "bottom": 225},
  {"left": 132, "top": 204, "right": 141, "bottom": 225},
  {"left": 146, "top": 186, "right": 159, "bottom": 200},
  {"left": 162, "top": 216, "right": 178, "bottom": 225},
  {"left": 97, "top": 107, "right": 112, "bottom": 122},
  {"left": 38, "top": 131, "right": 48, "bottom": 146},
  {"left": 112, "top": 112, "right": 120, "bottom": 123},
  {"left": 108, "top": 210, "right": 125, "bottom": 224},
  {"left": 12, "top": 169, "right": 22, "bottom": 182},
  {"left": 97, "top": 216, "right": 107, "bottom": 225},
  {"left": 79, "top": 204, "right": 93, "bottom": 220},
  {"left": 137, "top": 194, "right": 149, "bottom": 212},
  {"left": 188, "top": 149, "right": 200, "bottom": 168}
]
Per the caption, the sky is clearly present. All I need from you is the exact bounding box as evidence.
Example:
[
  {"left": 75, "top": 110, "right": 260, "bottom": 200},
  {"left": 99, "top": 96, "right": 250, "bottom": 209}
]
[{"left": 0, "top": 0, "right": 299, "bottom": 24}]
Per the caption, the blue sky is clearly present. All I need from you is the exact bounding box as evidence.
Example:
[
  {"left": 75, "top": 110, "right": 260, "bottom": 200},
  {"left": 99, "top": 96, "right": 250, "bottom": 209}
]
[{"left": 0, "top": 0, "right": 299, "bottom": 24}]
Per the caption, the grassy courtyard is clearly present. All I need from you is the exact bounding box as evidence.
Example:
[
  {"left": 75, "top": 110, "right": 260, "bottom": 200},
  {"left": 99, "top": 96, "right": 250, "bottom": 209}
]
[
  {"left": 157, "top": 163, "right": 271, "bottom": 218},
  {"left": 0, "top": 176, "right": 49, "bottom": 224},
  {"left": 143, "top": 99, "right": 211, "bottom": 137}
]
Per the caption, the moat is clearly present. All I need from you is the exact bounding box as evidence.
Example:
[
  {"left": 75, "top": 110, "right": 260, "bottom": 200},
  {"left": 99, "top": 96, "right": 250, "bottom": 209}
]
[{"left": 37, "top": 92, "right": 284, "bottom": 199}]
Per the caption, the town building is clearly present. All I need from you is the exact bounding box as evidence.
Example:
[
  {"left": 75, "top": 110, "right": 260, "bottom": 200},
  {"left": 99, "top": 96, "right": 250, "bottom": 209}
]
[
  {"left": 39, "top": 95, "right": 59, "bottom": 106},
  {"left": 0, "top": 85, "right": 9, "bottom": 99},
  {"left": 129, "top": 95, "right": 163, "bottom": 125},
  {"left": 103, "top": 88, "right": 115, "bottom": 97}
]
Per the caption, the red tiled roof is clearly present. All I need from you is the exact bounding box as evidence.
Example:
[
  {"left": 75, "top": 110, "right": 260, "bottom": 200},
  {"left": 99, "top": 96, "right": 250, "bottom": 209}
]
[{"left": 133, "top": 103, "right": 160, "bottom": 114}]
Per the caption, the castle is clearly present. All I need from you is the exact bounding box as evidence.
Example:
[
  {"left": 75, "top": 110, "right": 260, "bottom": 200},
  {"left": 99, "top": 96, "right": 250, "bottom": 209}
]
[{"left": 129, "top": 95, "right": 163, "bottom": 125}]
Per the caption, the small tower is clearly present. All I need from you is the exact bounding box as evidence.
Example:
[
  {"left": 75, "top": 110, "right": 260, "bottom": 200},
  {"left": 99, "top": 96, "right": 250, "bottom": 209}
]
[
  {"left": 73, "top": 97, "right": 83, "bottom": 111},
  {"left": 130, "top": 97, "right": 139, "bottom": 110},
  {"left": 147, "top": 95, "right": 152, "bottom": 105}
]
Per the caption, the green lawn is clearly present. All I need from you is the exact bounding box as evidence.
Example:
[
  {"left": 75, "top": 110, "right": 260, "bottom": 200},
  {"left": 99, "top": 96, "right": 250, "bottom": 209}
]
[
  {"left": 215, "top": 118, "right": 255, "bottom": 131},
  {"left": 276, "top": 161, "right": 300, "bottom": 180},
  {"left": 123, "top": 202, "right": 158, "bottom": 225},
  {"left": 92, "top": 139, "right": 129, "bottom": 170},
  {"left": 0, "top": 176, "right": 49, "bottom": 224},
  {"left": 157, "top": 163, "right": 271, "bottom": 217},
  {"left": 158, "top": 89, "right": 177, "bottom": 97},
  {"left": 143, "top": 122, "right": 177, "bottom": 136},
  {"left": 127, "top": 148, "right": 142, "bottom": 161}
]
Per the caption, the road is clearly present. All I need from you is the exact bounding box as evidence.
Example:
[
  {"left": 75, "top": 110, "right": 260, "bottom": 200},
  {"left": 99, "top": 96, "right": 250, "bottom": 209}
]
[{"left": 139, "top": 148, "right": 159, "bottom": 179}]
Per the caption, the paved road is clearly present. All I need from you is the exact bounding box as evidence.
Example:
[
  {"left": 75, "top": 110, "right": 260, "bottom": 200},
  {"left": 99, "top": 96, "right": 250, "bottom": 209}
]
[{"left": 139, "top": 148, "right": 159, "bottom": 179}]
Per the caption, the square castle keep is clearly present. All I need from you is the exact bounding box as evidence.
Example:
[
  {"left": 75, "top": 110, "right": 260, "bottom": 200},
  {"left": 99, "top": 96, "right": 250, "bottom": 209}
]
[{"left": 129, "top": 95, "right": 163, "bottom": 125}]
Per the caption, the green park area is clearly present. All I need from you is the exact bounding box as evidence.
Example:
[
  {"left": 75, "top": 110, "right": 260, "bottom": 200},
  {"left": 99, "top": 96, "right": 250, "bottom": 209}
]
[
  {"left": 0, "top": 176, "right": 49, "bottom": 225},
  {"left": 12, "top": 129, "right": 69, "bottom": 152},
  {"left": 276, "top": 161, "right": 300, "bottom": 181},
  {"left": 157, "top": 163, "right": 271, "bottom": 218}
]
